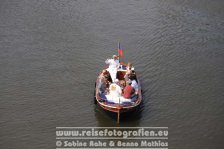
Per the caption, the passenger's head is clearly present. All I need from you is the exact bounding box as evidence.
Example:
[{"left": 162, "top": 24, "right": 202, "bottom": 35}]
[
  {"left": 113, "top": 55, "right": 117, "bottom": 60},
  {"left": 102, "top": 69, "right": 107, "bottom": 74},
  {"left": 103, "top": 70, "right": 109, "bottom": 78},
  {"left": 101, "top": 69, "right": 106, "bottom": 76},
  {"left": 127, "top": 62, "right": 132, "bottom": 69},
  {"left": 114, "top": 79, "right": 119, "bottom": 84}
]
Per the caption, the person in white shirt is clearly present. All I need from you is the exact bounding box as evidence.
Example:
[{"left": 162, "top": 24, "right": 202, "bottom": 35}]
[
  {"left": 130, "top": 77, "right": 138, "bottom": 94},
  {"left": 109, "top": 79, "right": 122, "bottom": 97},
  {"left": 105, "top": 55, "right": 120, "bottom": 82}
]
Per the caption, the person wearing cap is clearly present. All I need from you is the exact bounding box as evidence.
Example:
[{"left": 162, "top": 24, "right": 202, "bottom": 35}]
[
  {"left": 105, "top": 55, "right": 120, "bottom": 82},
  {"left": 123, "top": 79, "right": 135, "bottom": 99},
  {"left": 108, "top": 79, "right": 122, "bottom": 97}
]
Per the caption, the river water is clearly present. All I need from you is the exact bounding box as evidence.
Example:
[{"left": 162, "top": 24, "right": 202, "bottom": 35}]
[{"left": 0, "top": 0, "right": 224, "bottom": 148}]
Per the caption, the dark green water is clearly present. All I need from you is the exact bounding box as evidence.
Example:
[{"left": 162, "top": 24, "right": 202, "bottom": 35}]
[{"left": 0, "top": 0, "right": 224, "bottom": 148}]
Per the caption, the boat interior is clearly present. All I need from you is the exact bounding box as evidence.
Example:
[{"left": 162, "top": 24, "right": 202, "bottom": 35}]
[{"left": 97, "top": 67, "right": 140, "bottom": 106}]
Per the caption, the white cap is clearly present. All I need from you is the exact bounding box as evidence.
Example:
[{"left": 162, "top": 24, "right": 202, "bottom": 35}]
[
  {"left": 114, "top": 79, "right": 119, "bottom": 83},
  {"left": 113, "top": 55, "right": 117, "bottom": 59}
]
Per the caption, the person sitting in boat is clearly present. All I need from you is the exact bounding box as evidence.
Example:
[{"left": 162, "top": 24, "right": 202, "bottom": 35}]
[
  {"left": 105, "top": 55, "right": 120, "bottom": 82},
  {"left": 98, "top": 69, "right": 109, "bottom": 94},
  {"left": 123, "top": 79, "right": 135, "bottom": 99},
  {"left": 127, "top": 62, "right": 133, "bottom": 72},
  {"left": 130, "top": 76, "right": 138, "bottom": 95},
  {"left": 108, "top": 79, "right": 122, "bottom": 97},
  {"left": 130, "top": 69, "right": 137, "bottom": 81},
  {"left": 103, "top": 69, "right": 112, "bottom": 83},
  {"left": 124, "top": 62, "right": 133, "bottom": 82}
]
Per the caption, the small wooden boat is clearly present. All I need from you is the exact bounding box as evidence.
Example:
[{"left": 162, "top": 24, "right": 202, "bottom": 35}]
[{"left": 94, "top": 62, "right": 143, "bottom": 123}]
